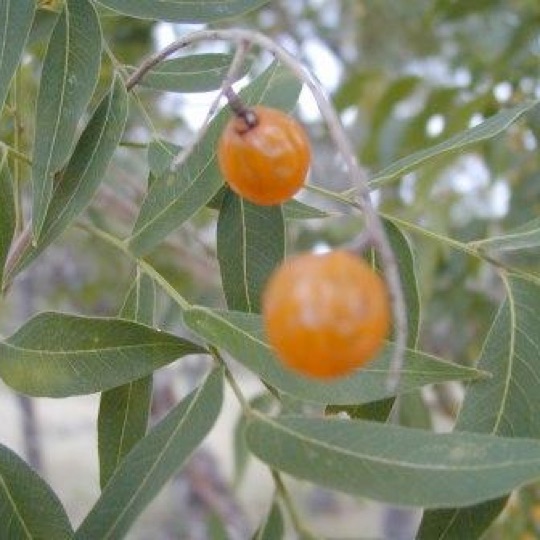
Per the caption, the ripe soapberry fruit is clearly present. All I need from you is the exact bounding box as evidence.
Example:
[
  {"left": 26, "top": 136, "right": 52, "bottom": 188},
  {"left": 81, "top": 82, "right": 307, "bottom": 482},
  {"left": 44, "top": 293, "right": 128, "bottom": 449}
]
[
  {"left": 217, "top": 105, "right": 311, "bottom": 206},
  {"left": 262, "top": 250, "right": 391, "bottom": 378}
]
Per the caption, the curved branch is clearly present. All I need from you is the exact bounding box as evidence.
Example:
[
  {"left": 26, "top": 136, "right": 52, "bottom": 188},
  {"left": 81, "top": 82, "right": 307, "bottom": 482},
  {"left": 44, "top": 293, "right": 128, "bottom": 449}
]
[{"left": 126, "top": 29, "right": 408, "bottom": 390}]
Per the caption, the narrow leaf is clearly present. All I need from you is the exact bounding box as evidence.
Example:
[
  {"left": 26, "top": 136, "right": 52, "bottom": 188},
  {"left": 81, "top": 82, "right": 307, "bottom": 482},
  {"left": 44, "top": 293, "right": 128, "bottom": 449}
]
[
  {"left": 218, "top": 191, "right": 285, "bottom": 313},
  {"left": 419, "top": 275, "right": 540, "bottom": 538},
  {"left": 282, "top": 199, "right": 329, "bottom": 220},
  {"left": 381, "top": 219, "right": 420, "bottom": 347},
  {"left": 0, "top": 443, "right": 73, "bottom": 539},
  {"left": 0, "top": 149, "right": 14, "bottom": 287},
  {"left": 246, "top": 415, "right": 540, "bottom": 508},
  {"left": 8, "top": 76, "right": 128, "bottom": 280},
  {"left": 76, "top": 368, "right": 223, "bottom": 539},
  {"left": 32, "top": 0, "right": 101, "bottom": 239},
  {"left": 0, "top": 0, "right": 35, "bottom": 113},
  {"left": 98, "top": 274, "right": 156, "bottom": 489},
  {"left": 472, "top": 217, "right": 540, "bottom": 253},
  {"left": 183, "top": 307, "right": 485, "bottom": 405},
  {"left": 370, "top": 101, "right": 539, "bottom": 188},
  {"left": 128, "top": 61, "right": 302, "bottom": 257},
  {"left": 130, "top": 54, "right": 249, "bottom": 93},
  {"left": 253, "top": 502, "right": 284, "bottom": 540},
  {"left": 0, "top": 312, "right": 204, "bottom": 397},
  {"left": 96, "top": 0, "right": 269, "bottom": 23}
]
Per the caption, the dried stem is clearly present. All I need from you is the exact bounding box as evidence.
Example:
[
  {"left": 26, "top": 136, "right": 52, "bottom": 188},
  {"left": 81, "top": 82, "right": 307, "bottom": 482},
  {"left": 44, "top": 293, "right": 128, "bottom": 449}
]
[{"left": 127, "top": 28, "right": 408, "bottom": 391}]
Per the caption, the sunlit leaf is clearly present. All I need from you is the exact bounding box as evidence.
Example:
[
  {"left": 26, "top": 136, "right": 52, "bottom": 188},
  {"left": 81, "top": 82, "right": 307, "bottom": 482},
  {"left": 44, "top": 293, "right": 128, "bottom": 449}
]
[
  {"left": 75, "top": 368, "right": 223, "bottom": 539},
  {"left": 0, "top": 443, "right": 73, "bottom": 539},
  {"left": 419, "top": 275, "right": 540, "bottom": 538},
  {"left": 246, "top": 415, "right": 540, "bottom": 508},
  {"left": 0, "top": 312, "right": 204, "bottom": 397},
  {"left": 183, "top": 307, "right": 485, "bottom": 405},
  {"left": 32, "top": 0, "right": 101, "bottom": 239},
  {"left": 129, "top": 62, "right": 302, "bottom": 256},
  {"left": 217, "top": 191, "right": 285, "bottom": 313},
  {"left": 96, "top": 0, "right": 269, "bottom": 23},
  {"left": 98, "top": 273, "right": 156, "bottom": 488},
  {"left": 0, "top": 0, "right": 35, "bottom": 113}
]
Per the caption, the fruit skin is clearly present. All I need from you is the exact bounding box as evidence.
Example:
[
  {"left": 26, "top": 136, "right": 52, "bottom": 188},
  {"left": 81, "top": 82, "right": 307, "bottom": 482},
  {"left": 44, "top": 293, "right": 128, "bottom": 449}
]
[
  {"left": 217, "top": 105, "right": 311, "bottom": 206},
  {"left": 262, "top": 250, "right": 391, "bottom": 378}
]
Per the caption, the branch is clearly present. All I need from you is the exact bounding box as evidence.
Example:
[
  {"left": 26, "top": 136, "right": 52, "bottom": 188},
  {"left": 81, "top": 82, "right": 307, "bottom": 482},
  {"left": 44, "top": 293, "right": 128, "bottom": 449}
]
[{"left": 127, "top": 28, "right": 408, "bottom": 390}]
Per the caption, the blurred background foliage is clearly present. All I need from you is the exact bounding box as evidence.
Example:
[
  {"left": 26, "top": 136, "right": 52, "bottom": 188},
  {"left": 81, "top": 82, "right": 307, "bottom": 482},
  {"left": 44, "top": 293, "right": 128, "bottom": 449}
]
[{"left": 1, "top": 0, "right": 540, "bottom": 538}]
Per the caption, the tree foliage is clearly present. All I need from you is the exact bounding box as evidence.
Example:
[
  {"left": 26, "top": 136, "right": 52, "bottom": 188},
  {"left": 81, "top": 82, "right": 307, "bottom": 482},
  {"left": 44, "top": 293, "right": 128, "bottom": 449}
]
[{"left": 1, "top": 0, "right": 540, "bottom": 538}]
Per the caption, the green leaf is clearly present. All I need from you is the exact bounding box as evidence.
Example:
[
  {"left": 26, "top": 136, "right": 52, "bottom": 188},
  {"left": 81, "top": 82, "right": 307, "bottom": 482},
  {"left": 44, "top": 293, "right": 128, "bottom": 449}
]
[
  {"left": 419, "top": 275, "right": 540, "bottom": 538},
  {"left": 0, "top": 312, "right": 204, "bottom": 397},
  {"left": 0, "top": 0, "right": 35, "bottom": 113},
  {"left": 128, "top": 62, "right": 302, "bottom": 256},
  {"left": 246, "top": 415, "right": 540, "bottom": 508},
  {"left": 253, "top": 502, "right": 284, "bottom": 540},
  {"left": 147, "top": 139, "right": 179, "bottom": 177},
  {"left": 0, "top": 149, "right": 14, "bottom": 287},
  {"left": 233, "top": 393, "right": 275, "bottom": 486},
  {"left": 369, "top": 101, "right": 539, "bottom": 188},
  {"left": 217, "top": 191, "right": 285, "bottom": 313},
  {"left": 130, "top": 54, "right": 249, "bottom": 93},
  {"left": 472, "top": 217, "right": 540, "bottom": 254},
  {"left": 75, "top": 367, "right": 223, "bottom": 539},
  {"left": 0, "top": 442, "right": 73, "bottom": 539},
  {"left": 282, "top": 199, "right": 329, "bottom": 220},
  {"left": 381, "top": 219, "right": 420, "bottom": 347},
  {"left": 183, "top": 307, "right": 485, "bottom": 405},
  {"left": 98, "top": 273, "right": 156, "bottom": 489},
  {"left": 9, "top": 76, "right": 128, "bottom": 280},
  {"left": 32, "top": 0, "right": 102, "bottom": 239},
  {"left": 95, "top": 0, "right": 269, "bottom": 23}
]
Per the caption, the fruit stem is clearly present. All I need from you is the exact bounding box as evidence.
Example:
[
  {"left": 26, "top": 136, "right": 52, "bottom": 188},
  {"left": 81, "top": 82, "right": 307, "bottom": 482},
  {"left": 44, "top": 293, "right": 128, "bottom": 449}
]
[{"left": 223, "top": 86, "right": 258, "bottom": 129}]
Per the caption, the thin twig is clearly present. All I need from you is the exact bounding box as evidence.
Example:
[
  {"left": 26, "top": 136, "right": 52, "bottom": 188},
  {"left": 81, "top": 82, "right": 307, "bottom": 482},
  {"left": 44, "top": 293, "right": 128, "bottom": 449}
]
[
  {"left": 170, "top": 40, "right": 251, "bottom": 172},
  {"left": 127, "top": 29, "right": 408, "bottom": 391}
]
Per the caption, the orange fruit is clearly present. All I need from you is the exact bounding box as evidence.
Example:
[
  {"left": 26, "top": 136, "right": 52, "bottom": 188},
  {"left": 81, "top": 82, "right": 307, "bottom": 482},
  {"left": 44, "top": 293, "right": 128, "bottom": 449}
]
[
  {"left": 217, "top": 105, "right": 310, "bottom": 206},
  {"left": 262, "top": 250, "right": 391, "bottom": 378}
]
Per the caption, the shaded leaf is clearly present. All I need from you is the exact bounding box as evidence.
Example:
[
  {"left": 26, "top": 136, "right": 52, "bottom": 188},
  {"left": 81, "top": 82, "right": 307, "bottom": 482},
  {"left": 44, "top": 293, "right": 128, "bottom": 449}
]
[
  {"left": 0, "top": 0, "right": 35, "bottom": 113},
  {"left": 130, "top": 54, "right": 249, "bottom": 93},
  {"left": 98, "top": 273, "right": 156, "bottom": 489},
  {"left": 0, "top": 312, "right": 204, "bottom": 397},
  {"left": 183, "top": 307, "right": 485, "bottom": 405},
  {"left": 9, "top": 76, "right": 128, "bottom": 280},
  {"left": 419, "top": 275, "right": 540, "bottom": 538},
  {"left": 96, "top": 0, "right": 270, "bottom": 23},
  {"left": 246, "top": 415, "right": 540, "bottom": 508},
  {"left": 0, "top": 149, "right": 14, "bottom": 287},
  {"left": 76, "top": 368, "right": 224, "bottom": 539},
  {"left": 129, "top": 62, "right": 302, "bottom": 256},
  {"left": 217, "top": 191, "right": 285, "bottom": 313},
  {"left": 370, "top": 101, "right": 539, "bottom": 188},
  {"left": 147, "top": 139, "right": 179, "bottom": 177},
  {"left": 32, "top": 0, "right": 101, "bottom": 239},
  {"left": 0, "top": 442, "right": 73, "bottom": 539}
]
